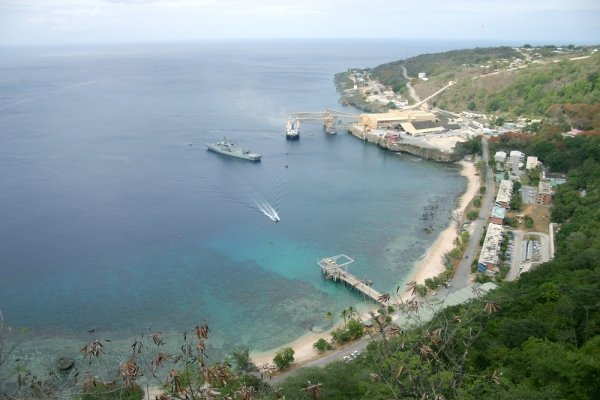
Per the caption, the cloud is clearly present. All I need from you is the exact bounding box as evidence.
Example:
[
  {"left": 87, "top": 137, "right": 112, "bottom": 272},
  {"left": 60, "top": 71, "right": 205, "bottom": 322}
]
[
  {"left": 100, "top": 0, "right": 167, "bottom": 3},
  {"left": 1, "top": 0, "right": 598, "bottom": 45},
  {"left": 54, "top": 8, "right": 100, "bottom": 16}
]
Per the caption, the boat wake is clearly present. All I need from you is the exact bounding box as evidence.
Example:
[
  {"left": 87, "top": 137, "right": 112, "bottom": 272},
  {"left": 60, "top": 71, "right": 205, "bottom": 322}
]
[
  {"left": 254, "top": 199, "right": 280, "bottom": 222},
  {"left": 168, "top": 163, "right": 283, "bottom": 223}
]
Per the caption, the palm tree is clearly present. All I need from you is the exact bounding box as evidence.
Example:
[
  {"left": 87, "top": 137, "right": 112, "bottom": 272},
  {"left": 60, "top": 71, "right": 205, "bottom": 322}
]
[
  {"left": 325, "top": 311, "right": 334, "bottom": 327},
  {"left": 80, "top": 340, "right": 104, "bottom": 362},
  {"left": 378, "top": 292, "right": 391, "bottom": 304},
  {"left": 404, "top": 280, "right": 417, "bottom": 296},
  {"left": 347, "top": 306, "right": 356, "bottom": 319},
  {"left": 301, "top": 380, "right": 323, "bottom": 400},
  {"left": 484, "top": 301, "right": 501, "bottom": 314},
  {"left": 340, "top": 309, "right": 348, "bottom": 325},
  {"left": 119, "top": 358, "right": 140, "bottom": 389}
]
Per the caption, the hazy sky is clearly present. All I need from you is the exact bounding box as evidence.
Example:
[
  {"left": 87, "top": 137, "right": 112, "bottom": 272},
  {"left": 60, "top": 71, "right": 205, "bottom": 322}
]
[{"left": 1, "top": 0, "right": 599, "bottom": 45}]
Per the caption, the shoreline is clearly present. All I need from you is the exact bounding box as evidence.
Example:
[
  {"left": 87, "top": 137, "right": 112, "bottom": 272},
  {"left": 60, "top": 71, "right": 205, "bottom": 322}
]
[
  {"left": 250, "top": 159, "right": 481, "bottom": 368},
  {"left": 409, "top": 160, "right": 479, "bottom": 286}
]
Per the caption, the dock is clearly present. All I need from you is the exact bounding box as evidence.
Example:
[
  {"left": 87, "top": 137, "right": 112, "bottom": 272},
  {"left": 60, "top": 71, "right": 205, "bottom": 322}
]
[
  {"left": 317, "top": 254, "right": 386, "bottom": 304},
  {"left": 290, "top": 110, "right": 359, "bottom": 135}
]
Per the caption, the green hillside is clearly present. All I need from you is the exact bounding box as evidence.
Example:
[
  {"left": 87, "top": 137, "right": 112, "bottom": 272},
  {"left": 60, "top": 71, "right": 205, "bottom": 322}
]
[
  {"left": 365, "top": 46, "right": 600, "bottom": 120},
  {"left": 371, "top": 47, "right": 520, "bottom": 93},
  {"left": 435, "top": 54, "right": 600, "bottom": 117}
]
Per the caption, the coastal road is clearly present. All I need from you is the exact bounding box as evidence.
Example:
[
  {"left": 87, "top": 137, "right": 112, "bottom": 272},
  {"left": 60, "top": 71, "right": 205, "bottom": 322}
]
[
  {"left": 451, "top": 138, "right": 495, "bottom": 291},
  {"left": 266, "top": 337, "right": 371, "bottom": 384}
]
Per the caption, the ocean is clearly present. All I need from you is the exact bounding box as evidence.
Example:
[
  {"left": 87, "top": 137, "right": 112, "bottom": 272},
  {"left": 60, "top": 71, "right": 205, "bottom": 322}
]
[{"left": 0, "top": 39, "right": 474, "bottom": 374}]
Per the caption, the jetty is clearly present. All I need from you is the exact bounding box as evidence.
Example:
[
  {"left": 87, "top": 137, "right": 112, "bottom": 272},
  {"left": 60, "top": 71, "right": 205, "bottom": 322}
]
[
  {"left": 290, "top": 110, "right": 359, "bottom": 134},
  {"left": 317, "top": 254, "right": 386, "bottom": 304}
]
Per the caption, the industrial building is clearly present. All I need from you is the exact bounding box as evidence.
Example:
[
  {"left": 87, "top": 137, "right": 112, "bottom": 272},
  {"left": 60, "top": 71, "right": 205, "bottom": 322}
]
[{"left": 359, "top": 110, "right": 444, "bottom": 136}]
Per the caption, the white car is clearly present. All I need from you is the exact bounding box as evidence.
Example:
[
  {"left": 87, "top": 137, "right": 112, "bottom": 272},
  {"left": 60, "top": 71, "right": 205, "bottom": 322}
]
[{"left": 352, "top": 351, "right": 360, "bottom": 357}]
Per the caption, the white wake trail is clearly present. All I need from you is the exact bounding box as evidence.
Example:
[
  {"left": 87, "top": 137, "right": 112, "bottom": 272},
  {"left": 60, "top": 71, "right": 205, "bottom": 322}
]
[{"left": 254, "top": 199, "right": 280, "bottom": 222}]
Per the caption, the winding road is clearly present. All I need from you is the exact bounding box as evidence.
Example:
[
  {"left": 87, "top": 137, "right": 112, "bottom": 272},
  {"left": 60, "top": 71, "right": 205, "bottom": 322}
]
[{"left": 401, "top": 65, "right": 420, "bottom": 103}]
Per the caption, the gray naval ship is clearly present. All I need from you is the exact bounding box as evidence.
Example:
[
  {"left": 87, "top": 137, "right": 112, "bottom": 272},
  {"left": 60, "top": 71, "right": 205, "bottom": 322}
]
[{"left": 206, "top": 137, "right": 261, "bottom": 161}]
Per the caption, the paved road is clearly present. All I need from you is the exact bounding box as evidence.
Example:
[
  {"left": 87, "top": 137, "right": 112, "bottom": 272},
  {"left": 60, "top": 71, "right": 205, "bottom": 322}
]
[
  {"left": 267, "top": 336, "right": 371, "bottom": 384},
  {"left": 451, "top": 138, "right": 495, "bottom": 291},
  {"left": 401, "top": 66, "right": 420, "bottom": 102}
]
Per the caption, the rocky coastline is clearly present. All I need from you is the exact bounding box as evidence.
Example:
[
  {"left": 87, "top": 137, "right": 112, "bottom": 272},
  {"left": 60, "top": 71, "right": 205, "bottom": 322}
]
[{"left": 348, "top": 125, "right": 462, "bottom": 162}]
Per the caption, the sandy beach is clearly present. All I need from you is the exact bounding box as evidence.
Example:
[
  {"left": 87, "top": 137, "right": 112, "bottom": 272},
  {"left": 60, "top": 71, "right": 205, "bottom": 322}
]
[
  {"left": 250, "top": 160, "right": 481, "bottom": 368},
  {"left": 410, "top": 160, "right": 480, "bottom": 285}
]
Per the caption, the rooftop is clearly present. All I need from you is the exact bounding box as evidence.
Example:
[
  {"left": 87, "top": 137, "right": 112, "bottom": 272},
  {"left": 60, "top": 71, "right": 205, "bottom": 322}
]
[
  {"left": 491, "top": 206, "right": 507, "bottom": 220},
  {"left": 496, "top": 180, "right": 514, "bottom": 204},
  {"left": 478, "top": 223, "right": 504, "bottom": 266}
]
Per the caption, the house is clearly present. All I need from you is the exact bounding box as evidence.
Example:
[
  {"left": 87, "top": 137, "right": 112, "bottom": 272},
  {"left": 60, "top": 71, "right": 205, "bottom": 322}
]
[
  {"left": 544, "top": 171, "right": 567, "bottom": 187},
  {"left": 537, "top": 181, "right": 553, "bottom": 205},
  {"left": 490, "top": 206, "right": 507, "bottom": 225},
  {"left": 494, "top": 151, "right": 507, "bottom": 170}
]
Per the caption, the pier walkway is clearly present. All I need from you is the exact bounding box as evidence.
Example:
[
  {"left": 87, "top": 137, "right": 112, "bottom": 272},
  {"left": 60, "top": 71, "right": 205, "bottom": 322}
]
[{"left": 317, "top": 255, "right": 385, "bottom": 304}]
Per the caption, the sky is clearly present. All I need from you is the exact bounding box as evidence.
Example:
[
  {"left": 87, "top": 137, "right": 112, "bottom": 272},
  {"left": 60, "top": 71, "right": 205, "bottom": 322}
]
[{"left": 0, "top": 0, "right": 599, "bottom": 46}]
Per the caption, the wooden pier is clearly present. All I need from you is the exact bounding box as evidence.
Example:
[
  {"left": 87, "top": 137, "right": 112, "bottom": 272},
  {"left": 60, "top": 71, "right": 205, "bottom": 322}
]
[{"left": 318, "top": 254, "right": 385, "bottom": 304}]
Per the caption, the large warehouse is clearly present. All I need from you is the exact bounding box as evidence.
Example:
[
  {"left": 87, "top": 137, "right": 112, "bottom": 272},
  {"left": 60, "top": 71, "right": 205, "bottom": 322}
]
[{"left": 359, "top": 110, "right": 445, "bottom": 136}]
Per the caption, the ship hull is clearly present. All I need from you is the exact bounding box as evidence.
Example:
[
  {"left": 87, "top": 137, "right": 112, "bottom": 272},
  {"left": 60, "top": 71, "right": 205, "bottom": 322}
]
[{"left": 206, "top": 143, "right": 261, "bottom": 161}]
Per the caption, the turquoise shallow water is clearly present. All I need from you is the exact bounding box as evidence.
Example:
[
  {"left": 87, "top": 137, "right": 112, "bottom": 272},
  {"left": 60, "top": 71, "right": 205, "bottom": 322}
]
[{"left": 0, "top": 40, "right": 470, "bottom": 375}]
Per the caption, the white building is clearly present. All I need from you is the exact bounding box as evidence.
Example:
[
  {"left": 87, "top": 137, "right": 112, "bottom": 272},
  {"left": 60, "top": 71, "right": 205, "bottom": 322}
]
[
  {"left": 509, "top": 150, "right": 525, "bottom": 165},
  {"left": 508, "top": 150, "right": 525, "bottom": 173},
  {"left": 494, "top": 151, "right": 507, "bottom": 163},
  {"left": 526, "top": 156, "right": 539, "bottom": 170},
  {"left": 494, "top": 151, "right": 507, "bottom": 170}
]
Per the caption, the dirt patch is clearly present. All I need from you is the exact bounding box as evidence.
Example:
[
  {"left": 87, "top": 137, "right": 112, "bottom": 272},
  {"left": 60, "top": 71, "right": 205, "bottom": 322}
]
[{"left": 510, "top": 204, "right": 551, "bottom": 233}]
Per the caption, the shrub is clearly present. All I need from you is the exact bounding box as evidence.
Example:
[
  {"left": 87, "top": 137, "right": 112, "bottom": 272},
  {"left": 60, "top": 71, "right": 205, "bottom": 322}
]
[
  {"left": 346, "top": 319, "right": 365, "bottom": 339},
  {"left": 273, "top": 347, "right": 295, "bottom": 370},
  {"left": 313, "top": 338, "right": 333, "bottom": 352},
  {"left": 525, "top": 215, "right": 534, "bottom": 228},
  {"left": 467, "top": 209, "right": 480, "bottom": 220}
]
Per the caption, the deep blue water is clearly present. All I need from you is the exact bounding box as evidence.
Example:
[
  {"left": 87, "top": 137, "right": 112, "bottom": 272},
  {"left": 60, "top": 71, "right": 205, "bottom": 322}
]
[{"left": 0, "top": 40, "right": 472, "bottom": 364}]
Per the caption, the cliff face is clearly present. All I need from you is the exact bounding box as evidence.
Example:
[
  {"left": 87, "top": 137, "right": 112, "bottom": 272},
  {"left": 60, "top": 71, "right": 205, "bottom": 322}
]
[
  {"left": 348, "top": 126, "right": 460, "bottom": 162},
  {"left": 382, "top": 141, "right": 461, "bottom": 162}
]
